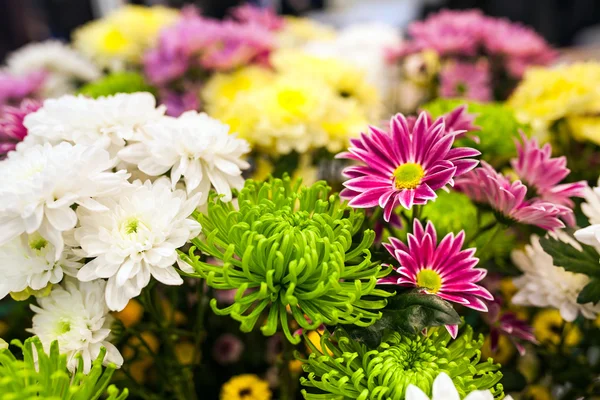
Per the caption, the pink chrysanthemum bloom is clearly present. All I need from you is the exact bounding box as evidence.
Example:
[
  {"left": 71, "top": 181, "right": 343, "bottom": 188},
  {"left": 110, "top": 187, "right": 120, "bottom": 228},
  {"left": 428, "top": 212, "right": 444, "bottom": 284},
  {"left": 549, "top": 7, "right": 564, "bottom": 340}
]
[
  {"left": 159, "top": 87, "right": 201, "bottom": 117},
  {"left": 484, "top": 300, "right": 537, "bottom": 356},
  {"left": 440, "top": 60, "right": 492, "bottom": 102},
  {"left": 408, "top": 105, "right": 480, "bottom": 139},
  {"left": 379, "top": 219, "right": 493, "bottom": 338},
  {"left": 456, "top": 161, "right": 567, "bottom": 231},
  {"left": 0, "top": 98, "right": 42, "bottom": 156},
  {"left": 230, "top": 4, "right": 285, "bottom": 31},
  {"left": 338, "top": 112, "right": 480, "bottom": 221},
  {"left": 511, "top": 133, "right": 586, "bottom": 226},
  {"left": 0, "top": 71, "right": 45, "bottom": 107}
]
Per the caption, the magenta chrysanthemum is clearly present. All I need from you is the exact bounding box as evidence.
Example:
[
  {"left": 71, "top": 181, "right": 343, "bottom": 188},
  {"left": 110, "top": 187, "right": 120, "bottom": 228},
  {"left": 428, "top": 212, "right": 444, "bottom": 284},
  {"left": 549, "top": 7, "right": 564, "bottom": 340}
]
[
  {"left": 484, "top": 301, "right": 537, "bottom": 356},
  {"left": 456, "top": 161, "right": 568, "bottom": 231},
  {"left": 0, "top": 98, "right": 42, "bottom": 156},
  {"left": 511, "top": 132, "right": 586, "bottom": 225},
  {"left": 337, "top": 112, "right": 480, "bottom": 221},
  {"left": 230, "top": 4, "right": 285, "bottom": 31},
  {"left": 440, "top": 60, "right": 492, "bottom": 102},
  {"left": 378, "top": 219, "right": 493, "bottom": 336},
  {"left": 0, "top": 71, "right": 45, "bottom": 107}
]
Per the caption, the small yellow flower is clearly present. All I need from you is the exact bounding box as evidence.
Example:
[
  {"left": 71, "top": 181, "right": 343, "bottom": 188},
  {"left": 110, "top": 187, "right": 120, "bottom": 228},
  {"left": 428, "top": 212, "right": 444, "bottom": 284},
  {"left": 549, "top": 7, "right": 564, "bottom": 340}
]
[
  {"left": 113, "top": 299, "right": 144, "bottom": 328},
  {"left": 122, "top": 331, "right": 160, "bottom": 384},
  {"left": 10, "top": 284, "right": 53, "bottom": 301},
  {"left": 523, "top": 384, "right": 553, "bottom": 400},
  {"left": 532, "top": 309, "right": 582, "bottom": 347},
  {"left": 0, "top": 321, "right": 7, "bottom": 337},
  {"left": 175, "top": 342, "right": 200, "bottom": 365},
  {"left": 220, "top": 374, "right": 272, "bottom": 400},
  {"left": 251, "top": 157, "right": 275, "bottom": 182},
  {"left": 481, "top": 334, "right": 515, "bottom": 365},
  {"left": 288, "top": 360, "right": 304, "bottom": 374}
]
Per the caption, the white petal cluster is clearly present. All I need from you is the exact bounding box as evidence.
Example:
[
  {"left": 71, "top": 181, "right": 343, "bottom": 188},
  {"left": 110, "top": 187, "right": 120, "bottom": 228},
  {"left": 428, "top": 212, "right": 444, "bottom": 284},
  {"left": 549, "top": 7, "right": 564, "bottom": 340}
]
[
  {"left": 74, "top": 178, "right": 201, "bottom": 311},
  {"left": 6, "top": 40, "right": 101, "bottom": 97},
  {"left": 512, "top": 232, "right": 600, "bottom": 321},
  {"left": 119, "top": 111, "right": 250, "bottom": 203},
  {"left": 0, "top": 233, "right": 82, "bottom": 299},
  {"left": 0, "top": 142, "right": 129, "bottom": 262},
  {"left": 28, "top": 279, "right": 123, "bottom": 373},
  {"left": 581, "top": 178, "right": 600, "bottom": 225},
  {"left": 22, "top": 93, "right": 166, "bottom": 155},
  {"left": 405, "top": 372, "right": 510, "bottom": 400}
]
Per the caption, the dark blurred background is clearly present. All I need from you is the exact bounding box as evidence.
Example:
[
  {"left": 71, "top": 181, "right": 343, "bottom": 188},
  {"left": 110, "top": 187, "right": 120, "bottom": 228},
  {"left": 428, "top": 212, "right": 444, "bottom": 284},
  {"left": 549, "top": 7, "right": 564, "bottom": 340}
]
[{"left": 1, "top": 0, "right": 600, "bottom": 61}]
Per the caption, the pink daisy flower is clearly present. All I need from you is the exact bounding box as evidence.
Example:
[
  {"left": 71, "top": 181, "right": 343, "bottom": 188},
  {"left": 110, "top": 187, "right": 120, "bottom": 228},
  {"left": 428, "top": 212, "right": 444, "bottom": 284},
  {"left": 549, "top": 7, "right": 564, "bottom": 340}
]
[
  {"left": 484, "top": 300, "right": 537, "bottom": 356},
  {"left": 0, "top": 99, "right": 42, "bottom": 157},
  {"left": 456, "top": 161, "right": 567, "bottom": 231},
  {"left": 379, "top": 219, "right": 493, "bottom": 337},
  {"left": 511, "top": 132, "right": 586, "bottom": 225},
  {"left": 338, "top": 112, "right": 480, "bottom": 221},
  {"left": 440, "top": 60, "right": 492, "bottom": 102}
]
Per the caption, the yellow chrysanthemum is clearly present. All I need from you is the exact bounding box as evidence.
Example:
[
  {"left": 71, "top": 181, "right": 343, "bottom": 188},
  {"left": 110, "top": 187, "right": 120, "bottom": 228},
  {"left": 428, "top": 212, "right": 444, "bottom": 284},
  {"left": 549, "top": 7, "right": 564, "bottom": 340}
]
[
  {"left": 320, "top": 99, "right": 370, "bottom": 153},
  {"left": 481, "top": 334, "right": 515, "bottom": 365},
  {"left": 220, "top": 374, "right": 272, "bottom": 400},
  {"left": 271, "top": 49, "right": 381, "bottom": 117},
  {"left": 276, "top": 17, "right": 336, "bottom": 48},
  {"left": 202, "top": 66, "right": 274, "bottom": 116},
  {"left": 532, "top": 309, "right": 582, "bottom": 347},
  {"left": 113, "top": 299, "right": 144, "bottom": 328},
  {"left": 567, "top": 115, "right": 600, "bottom": 145},
  {"left": 509, "top": 62, "right": 600, "bottom": 135},
  {"left": 73, "top": 5, "right": 178, "bottom": 69},
  {"left": 522, "top": 385, "right": 553, "bottom": 400}
]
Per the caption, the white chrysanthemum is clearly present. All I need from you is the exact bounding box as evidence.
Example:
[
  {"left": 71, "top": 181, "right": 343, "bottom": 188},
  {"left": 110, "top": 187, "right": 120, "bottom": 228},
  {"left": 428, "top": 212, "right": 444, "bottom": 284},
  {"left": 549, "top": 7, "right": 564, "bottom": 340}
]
[
  {"left": 581, "top": 178, "right": 600, "bottom": 224},
  {"left": 74, "top": 177, "right": 202, "bottom": 311},
  {"left": 28, "top": 279, "right": 123, "bottom": 373},
  {"left": 118, "top": 111, "right": 250, "bottom": 203},
  {"left": 0, "top": 232, "right": 82, "bottom": 299},
  {"left": 0, "top": 142, "right": 129, "bottom": 259},
  {"left": 6, "top": 40, "right": 101, "bottom": 97},
  {"left": 405, "top": 372, "right": 509, "bottom": 400},
  {"left": 21, "top": 93, "right": 166, "bottom": 155},
  {"left": 512, "top": 232, "right": 600, "bottom": 321}
]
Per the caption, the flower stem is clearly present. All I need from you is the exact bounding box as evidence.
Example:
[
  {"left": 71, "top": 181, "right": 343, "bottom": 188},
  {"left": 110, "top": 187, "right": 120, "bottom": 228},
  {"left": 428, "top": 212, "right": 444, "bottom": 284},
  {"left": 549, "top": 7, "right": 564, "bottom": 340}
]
[{"left": 280, "top": 339, "right": 297, "bottom": 400}]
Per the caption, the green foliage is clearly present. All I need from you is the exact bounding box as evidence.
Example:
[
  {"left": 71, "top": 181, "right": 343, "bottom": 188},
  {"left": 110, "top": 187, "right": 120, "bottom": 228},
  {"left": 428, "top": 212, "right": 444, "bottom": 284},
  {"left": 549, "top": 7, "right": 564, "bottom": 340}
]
[
  {"left": 345, "top": 289, "right": 461, "bottom": 348},
  {"left": 422, "top": 99, "right": 528, "bottom": 166},
  {"left": 0, "top": 337, "right": 128, "bottom": 400},
  {"left": 540, "top": 235, "right": 600, "bottom": 304},
  {"left": 179, "top": 176, "right": 393, "bottom": 343},
  {"left": 78, "top": 72, "right": 156, "bottom": 98},
  {"left": 299, "top": 326, "right": 504, "bottom": 400}
]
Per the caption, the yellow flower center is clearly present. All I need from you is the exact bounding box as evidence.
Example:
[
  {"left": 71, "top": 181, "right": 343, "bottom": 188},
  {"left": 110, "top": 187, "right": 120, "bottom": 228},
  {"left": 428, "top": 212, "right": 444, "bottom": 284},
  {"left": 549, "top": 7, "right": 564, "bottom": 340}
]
[
  {"left": 416, "top": 269, "right": 442, "bottom": 293},
  {"left": 393, "top": 162, "right": 425, "bottom": 190},
  {"left": 121, "top": 217, "right": 141, "bottom": 235},
  {"left": 277, "top": 88, "right": 307, "bottom": 115},
  {"left": 28, "top": 234, "right": 48, "bottom": 251},
  {"left": 102, "top": 28, "right": 128, "bottom": 53}
]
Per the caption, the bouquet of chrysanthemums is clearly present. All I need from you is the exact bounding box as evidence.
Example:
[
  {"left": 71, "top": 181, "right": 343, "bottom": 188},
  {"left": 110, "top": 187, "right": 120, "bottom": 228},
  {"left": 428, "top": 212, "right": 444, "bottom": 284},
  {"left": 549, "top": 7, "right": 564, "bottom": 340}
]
[
  {"left": 1, "top": 4, "right": 600, "bottom": 400},
  {"left": 388, "top": 9, "right": 557, "bottom": 112}
]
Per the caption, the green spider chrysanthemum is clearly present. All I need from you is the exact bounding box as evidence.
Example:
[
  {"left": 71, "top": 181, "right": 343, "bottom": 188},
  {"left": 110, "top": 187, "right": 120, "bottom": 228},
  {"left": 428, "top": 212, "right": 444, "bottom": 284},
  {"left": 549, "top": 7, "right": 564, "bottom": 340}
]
[
  {"left": 422, "top": 99, "right": 528, "bottom": 165},
  {"left": 78, "top": 72, "right": 155, "bottom": 98},
  {"left": 179, "top": 176, "right": 393, "bottom": 343},
  {"left": 299, "top": 326, "right": 504, "bottom": 400},
  {"left": 0, "top": 337, "right": 128, "bottom": 400}
]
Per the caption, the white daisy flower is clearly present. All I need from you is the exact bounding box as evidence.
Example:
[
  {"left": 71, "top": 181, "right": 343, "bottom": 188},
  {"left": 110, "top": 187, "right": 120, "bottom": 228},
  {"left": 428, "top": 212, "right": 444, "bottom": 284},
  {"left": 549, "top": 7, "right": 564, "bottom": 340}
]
[
  {"left": 405, "top": 372, "right": 509, "bottom": 400},
  {"left": 0, "top": 232, "right": 82, "bottom": 300},
  {"left": 0, "top": 142, "right": 129, "bottom": 259},
  {"left": 118, "top": 111, "right": 250, "bottom": 203},
  {"left": 28, "top": 279, "right": 123, "bottom": 374},
  {"left": 21, "top": 93, "right": 166, "bottom": 156},
  {"left": 74, "top": 177, "right": 202, "bottom": 311},
  {"left": 512, "top": 232, "right": 600, "bottom": 321},
  {"left": 6, "top": 40, "right": 101, "bottom": 98},
  {"left": 581, "top": 178, "right": 600, "bottom": 225}
]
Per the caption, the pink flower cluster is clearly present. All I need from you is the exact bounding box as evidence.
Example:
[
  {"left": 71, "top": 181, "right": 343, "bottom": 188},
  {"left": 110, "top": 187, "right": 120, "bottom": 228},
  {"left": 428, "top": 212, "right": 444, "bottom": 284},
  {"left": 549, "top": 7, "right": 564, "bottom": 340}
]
[
  {"left": 456, "top": 133, "right": 586, "bottom": 231},
  {"left": 230, "top": 4, "right": 284, "bottom": 32},
  {"left": 0, "top": 71, "right": 45, "bottom": 107},
  {"left": 144, "top": 7, "right": 274, "bottom": 86},
  {"left": 0, "top": 99, "right": 42, "bottom": 157},
  {"left": 390, "top": 9, "right": 556, "bottom": 78}
]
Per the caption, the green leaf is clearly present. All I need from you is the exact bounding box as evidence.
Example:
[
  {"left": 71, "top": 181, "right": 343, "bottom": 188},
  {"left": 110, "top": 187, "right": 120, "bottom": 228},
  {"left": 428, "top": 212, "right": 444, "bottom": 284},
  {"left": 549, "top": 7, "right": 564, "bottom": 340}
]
[
  {"left": 539, "top": 236, "right": 600, "bottom": 277},
  {"left": 577, "top": 278, "right": 600, "bottom": 304},
  {"left": 345, "top": 289, "right": 461, "bottom": 347}
]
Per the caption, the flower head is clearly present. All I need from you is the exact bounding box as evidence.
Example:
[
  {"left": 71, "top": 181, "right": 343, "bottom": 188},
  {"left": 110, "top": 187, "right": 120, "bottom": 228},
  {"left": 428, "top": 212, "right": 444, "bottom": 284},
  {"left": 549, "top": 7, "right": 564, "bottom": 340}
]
[
  {"left": 512, "top": 233, "right": 600, "bottom": 321},
  {"left": 74, "top": 178, "right": 201, "bottom": 311},
  {"left": 511, "top": 132, "right": 586, "bottom": 224},
  {"left": 230, "top": 4, "right": 285, "bottom": 31},
  {"left": 300, "top": 326, "right": 504, "bottom": 399},
  {"left": 0, "top": 232, "right": 82, "bottom": 300},
  {"left": 407, "top": 372, "right": 508, "bottom": 400},
  {"left": 6, "top": 40, "right": 101, "bottom": 97},
  {"left": 28, "top": 279, "right": 123, "bottom": 373},
  {"left": 0, "top": 70, "right": 45, "bottom": 107},
  {"left": 118, "top": 111, "right": 250, "bottom": 203},
  {"left": 178, "top": 177, "right": 392, "bottom": 343},
  {"left": 456, "top": 162, "right": 568, "bottom": 231},
  {"left": 581, "top": 178, "right": 600, "bottom": 225},
  {"left": 0, "top": 143, "right": 129, "bottom": 259},
  {"left": 440, "top": 60, "right": 492, "bottom": 102},
  {"left": 0, "top": 99, "right": 42, "bottom": 156},
  {"left": 379, "top": 219, "right": 492, "bottom": 337},
  {"left": 213, "top": 334, "right": 245, "bottom": 365},
  {"left": 338, "top": 112, "right": 480, "bottom": 221},
  {"left": 78, "top": 72, "right": 155, "bottom": 99},
  {"left": 220, "top": 374, "right": 271, "bottom": 400},
  {"left": 22, "top": 93, "right": 166, "bottom": 155},
  {"left": 484, "top": 301, "right": 537, "bottom": 356}
]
